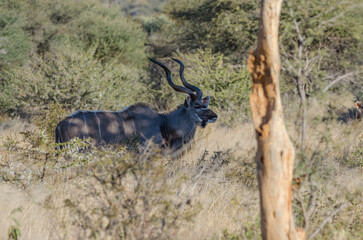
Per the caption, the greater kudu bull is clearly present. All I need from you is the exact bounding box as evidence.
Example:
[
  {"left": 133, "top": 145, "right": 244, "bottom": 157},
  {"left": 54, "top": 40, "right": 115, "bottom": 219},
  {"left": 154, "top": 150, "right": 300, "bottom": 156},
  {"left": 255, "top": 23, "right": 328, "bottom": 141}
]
[{"left": 55, "top": 58, "right": 218, "bottom": 154}]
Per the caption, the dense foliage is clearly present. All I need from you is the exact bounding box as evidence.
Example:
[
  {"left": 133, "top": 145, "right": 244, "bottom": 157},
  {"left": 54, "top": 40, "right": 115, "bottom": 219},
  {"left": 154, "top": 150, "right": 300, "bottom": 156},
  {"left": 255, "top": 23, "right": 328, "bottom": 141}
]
[
  {"left": 0, "top": 0, "right": 361, "bottom": 122},
  {"left": 0, "top": 10, "right": 31, "bottom": 67},
  {"left": 164, "top": 0, "right": 362, "bottom": 96},
  {"left": 165, "top": 0, "right": 259, "bottom": 61},
  {"left": 1, "top": 50, "right": 144, "bottom": 116},
  {"left": 0, "top": 0, "right": 148, "bottom": 116}
]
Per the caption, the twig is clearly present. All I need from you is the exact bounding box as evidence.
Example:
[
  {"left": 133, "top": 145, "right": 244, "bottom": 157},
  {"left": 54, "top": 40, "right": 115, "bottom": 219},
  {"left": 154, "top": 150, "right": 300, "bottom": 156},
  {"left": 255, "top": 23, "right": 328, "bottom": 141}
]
[
  {"left": 283, "top": 55, "right": 299, "bottom": 77},
  {"left": 323, "top": 71, "right": 359, "bottom": 92},
  {"left": 303, "top": 55, "right": 319, "bottom": 75},
  {"left": 288, "top": 4, "right": 304, "bottom": 48},
  {"left": 287, "top": 1, "right": 304, "bottom": 79},
  {"left": 287, "top": 2, "right": 308, "bottom": 152},
  {"left": 308, "top": 202, "right": 349, "bottom": 239},
  {"left": 307, "top": 180, "right": 317, "bottom": 219},
  {"left": 297, "top": 190, "right": 309, "bottom": 230}
]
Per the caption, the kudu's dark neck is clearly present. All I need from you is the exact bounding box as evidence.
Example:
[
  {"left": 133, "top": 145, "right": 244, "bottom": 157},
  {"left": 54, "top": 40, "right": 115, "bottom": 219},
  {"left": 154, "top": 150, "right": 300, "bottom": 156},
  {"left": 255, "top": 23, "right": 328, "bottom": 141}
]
[{"left": 159, "top": 106, "right": 197, "bottom": 150}]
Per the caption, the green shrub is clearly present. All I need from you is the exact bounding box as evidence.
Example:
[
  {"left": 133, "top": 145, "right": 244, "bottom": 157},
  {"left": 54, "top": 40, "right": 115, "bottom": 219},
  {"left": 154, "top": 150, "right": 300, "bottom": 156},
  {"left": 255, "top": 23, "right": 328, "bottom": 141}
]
[
  {"left": 1, "top": 49, "right": 146, "bottom": 116},
  {"left": 165, "top": 0, "right": 259, "bottom": 61},
  {"left": 140, "top": 14, "right": 173, "bottom": 34},
  {"left": 164, "top": 0, "right": 362, "bottom": 98},
  {"left": 0, "top": 0, "right": 150, "bottom": 119},
  {"left": 67, "top": 5, "right": 147, "bottom": 65},
  {"left": 0, "top": 0, "right": 147, "bottom": 66},
  {"left": 0, "top": 10, "right": 31, "bottom": 67},
  {"left": 279, "top": 0, "right": 362, "bottom": 96}
]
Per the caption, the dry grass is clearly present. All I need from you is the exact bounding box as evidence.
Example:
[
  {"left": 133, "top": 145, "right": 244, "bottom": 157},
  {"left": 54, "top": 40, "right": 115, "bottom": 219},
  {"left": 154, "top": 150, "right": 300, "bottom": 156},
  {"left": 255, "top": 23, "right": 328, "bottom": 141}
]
[
  {"left": 168, "top": 123, "right": 259, "bottom": 240},
  {"left": 0, "top": 98, "right": 362, "bottom": 240}
]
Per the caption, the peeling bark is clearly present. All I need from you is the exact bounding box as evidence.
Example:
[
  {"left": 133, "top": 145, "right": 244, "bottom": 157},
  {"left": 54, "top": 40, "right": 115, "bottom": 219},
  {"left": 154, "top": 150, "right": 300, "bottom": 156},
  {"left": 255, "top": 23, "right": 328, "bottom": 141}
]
[{"left": 247, "top": 0, "right": 305, "bottom": 239}]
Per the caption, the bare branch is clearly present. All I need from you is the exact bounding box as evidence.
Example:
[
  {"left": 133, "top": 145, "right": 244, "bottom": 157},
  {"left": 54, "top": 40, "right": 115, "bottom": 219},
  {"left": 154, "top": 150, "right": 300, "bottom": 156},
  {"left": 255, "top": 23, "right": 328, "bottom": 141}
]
[
  {"left": 306, "top": 180, "right": 317, "bottom": 219},
  {"left": 287, "top": 3, "right": 304, "bottom": 47},
  {"left": 308, "top": 202, "right": 349, "bottom": 240},
  {"left": 286, "top": 1, "right": 304, "bottom": 73},
  {"left": 284, "top": 57, "right": 299, "bottom": 77},
  {"left": 323, "top": 71, "right": 360, "bottom": 92},
  {"left": 297, "top": 190, "right": 309, "bottom": 230},
  {"left": 286, "top": 2, "right": 307, "bottom": 151}
]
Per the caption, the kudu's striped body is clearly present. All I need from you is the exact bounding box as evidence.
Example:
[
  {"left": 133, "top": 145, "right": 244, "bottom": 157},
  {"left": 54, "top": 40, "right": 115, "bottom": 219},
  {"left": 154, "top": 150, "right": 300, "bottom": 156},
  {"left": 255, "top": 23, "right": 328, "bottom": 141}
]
[{"left": 55, "top": 58, "right": 217, "bottom": 153}]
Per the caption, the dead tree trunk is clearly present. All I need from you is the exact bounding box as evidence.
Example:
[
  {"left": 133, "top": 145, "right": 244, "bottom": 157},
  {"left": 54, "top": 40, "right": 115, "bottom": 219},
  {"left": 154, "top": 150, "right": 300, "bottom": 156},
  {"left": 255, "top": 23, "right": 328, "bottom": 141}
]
[{"left": 247, "top": 0, "right": 305, "bottom": 239}]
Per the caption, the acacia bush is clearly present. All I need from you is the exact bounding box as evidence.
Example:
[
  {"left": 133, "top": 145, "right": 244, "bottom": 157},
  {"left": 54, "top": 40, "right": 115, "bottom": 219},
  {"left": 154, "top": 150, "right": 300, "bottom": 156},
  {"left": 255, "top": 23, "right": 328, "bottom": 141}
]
[
  {"left": 279, "top": 0, "right": 362, "bottom": 97},
  {"left": 0, "top": 0, "right": 147, "bottom": 65},
  {"left": 66, "top": 5, "right": 147, "bottom": 66},
  {"left": 163, "top": 0, "right": 362, "bottom": 99},
  {"left": 1, "top": 49, "right": 146, "bottom": 117},
  {"left": 0, "top": 10, "right": 31, "bottom": 68},
  {"left": 140, "top": 14, "right": 174, "bottom": 35},
  {"left": 0, "top": 0, "right": 150, "bottom": 117},
  {"left": 165, "top": 0, "right": 259, "bottom": 61}
]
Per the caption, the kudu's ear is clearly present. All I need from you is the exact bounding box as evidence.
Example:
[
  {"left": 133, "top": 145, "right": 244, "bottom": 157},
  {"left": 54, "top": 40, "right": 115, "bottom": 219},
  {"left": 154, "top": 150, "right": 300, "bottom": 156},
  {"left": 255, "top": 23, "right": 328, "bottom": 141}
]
[
  {"left": 201, "top": 96, "right": 210, "bottom": 106},
  {"left": 184, "top": 94, "right": 193, "bottom": 108}
]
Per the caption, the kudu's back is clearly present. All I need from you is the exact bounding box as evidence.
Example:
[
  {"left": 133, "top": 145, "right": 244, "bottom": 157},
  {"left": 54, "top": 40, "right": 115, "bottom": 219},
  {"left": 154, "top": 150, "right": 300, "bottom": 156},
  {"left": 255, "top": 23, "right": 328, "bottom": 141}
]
[{"left": 55, "top": 104, "right": 162, "bottom": 147}]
